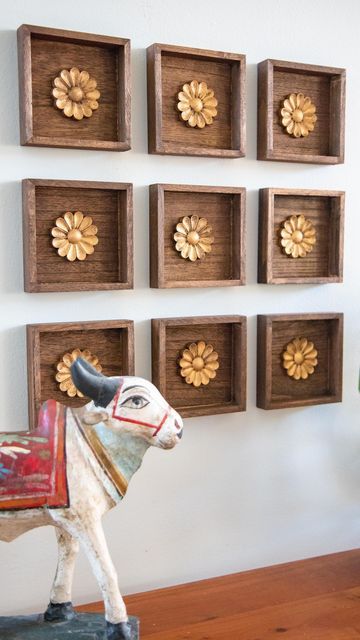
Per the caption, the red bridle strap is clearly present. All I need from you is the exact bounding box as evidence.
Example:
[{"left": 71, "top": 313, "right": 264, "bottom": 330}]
[{"left": 111, "top": 384, "right": 169, "bottom": 436}]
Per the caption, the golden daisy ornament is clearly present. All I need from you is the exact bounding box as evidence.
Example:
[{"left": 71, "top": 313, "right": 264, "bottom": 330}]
[
  {"left": 179, "top": 341, "right": 219, "bottom": 387},
  {"left": 280, "top": 93, "right": 317, "bottom": 138},
  {"left": 177, "top": 80, "right": 218, "bottom": 128},
  {"left": 280, "top": 214, "right": 316, "bottom": 258},
  {"left": 52, "top": 67, "right": 100, "bottom": 120},
  {"left": 174, "top": 215, "right": 214, "bottom": 261},
  {"left": 51, "top": 211, "right": 99, "bottom": 262},
  {"left": 55, "top": 348, "right": 102, "bottom": 397},
  {"left": 282, "top": 338, "right": 318, "bottom": 381}
]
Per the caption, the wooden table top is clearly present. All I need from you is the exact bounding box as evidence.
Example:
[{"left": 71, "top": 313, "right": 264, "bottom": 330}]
[{"left": 79, "top": 548, "right": 360, "bottom": 639}]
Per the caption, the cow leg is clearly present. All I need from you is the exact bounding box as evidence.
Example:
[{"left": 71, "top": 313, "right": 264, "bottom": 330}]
[
  {"left": 79, "top": 518, "right": 132, "bottom": 640},
  {"left": 44, "top": 528, "right": 79, "bottom": 622},
  {"left": 50, "top": 514, "right": 132, "bottom": 640}
]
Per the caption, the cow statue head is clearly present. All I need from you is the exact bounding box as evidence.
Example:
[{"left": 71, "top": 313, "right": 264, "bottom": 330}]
[{"left": 71, "top": 358, "right": 183, "bottom": 450}]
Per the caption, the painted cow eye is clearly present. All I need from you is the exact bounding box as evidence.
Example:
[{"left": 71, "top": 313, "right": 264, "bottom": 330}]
[{"left": 122, "top": 395, "right": 149, "bottom": 409}]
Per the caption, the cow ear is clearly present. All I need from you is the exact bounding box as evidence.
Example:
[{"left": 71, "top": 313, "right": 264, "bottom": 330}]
[{"left": 82, "top": 410, "right": 109, "bottom": 426}]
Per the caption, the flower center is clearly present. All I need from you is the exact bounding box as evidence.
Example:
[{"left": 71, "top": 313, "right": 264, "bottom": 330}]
[
  {"left": 192, "top": 356, "right": 204, "bottom": 371},
  {"left": 190, "top": 98, "right": 203, "bottom": 113},
  {"left": 187, "top": 230, "right": 200, "bottom": 245},
  {"left": 67, "top": 229, "right": 82, "bottom": 244},
  {"left": 292, "top": 108, "right": 304, "bottom": 123},
  {"left": 292, "top": 230, "right": 304, "bottom": 244},
  {"left": 294, "top": 351, "right": 304, "bottom": 365},
  {"left": 68, "top": 86, "right": 84, "bottom": 102}
]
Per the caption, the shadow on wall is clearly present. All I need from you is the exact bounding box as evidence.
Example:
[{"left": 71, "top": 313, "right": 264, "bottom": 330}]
[
  {"left": 0, "top": 31, "right": 20, "bottom": 147},
  {"left": 0, "top": 182, "right": 23, "bottom": 294}
]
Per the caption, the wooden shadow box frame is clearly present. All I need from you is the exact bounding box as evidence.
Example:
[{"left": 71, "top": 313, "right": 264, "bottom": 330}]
[
  {"left": 27, "top": 320, "right": 134, "bottom": 429},
  {"left": 258, "top": 188, "right": 344, "bottom": 284},
  {"left": 18, "top": 24, "right": 131, "bottom": 151},
  {"left": 147, "top": 43, "right": 246, "bottom": 157},
  {"left": 257, "top": 313, "right": 343, "bottom": 410},
  {"left": 258, "top": 59, "right": 345, "bottom": 164},
  {"left": 150, "top": 184, "right": 246, "bottom": 288},
  {"left": 152, "top": 316, "right": 247, "bottom": 418},
  {"left": 23, "top": 179, "right": 133, "bottom": 293}
]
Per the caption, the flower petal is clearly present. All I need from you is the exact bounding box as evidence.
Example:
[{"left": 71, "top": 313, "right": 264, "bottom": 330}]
[
  {"left": 73, "top": 211, "right": 84, "bottom": 228},
  {"left": 79, "top": 70, "right": 90, "bottom": 87},
  {"left": 73, "top": 103, "right": 84, "bottom": 120},
  {"left": 60, "top": 70, "right": 72, "bottom": 87},
  {"left": 70, "top": 67, "right": 80, "bottom": 87},
  {"left": 63, "top": 100, "right": 74, "bottom": 118},
  {"left": 188, "top": 245, "right": 197, "bottom": 261}
]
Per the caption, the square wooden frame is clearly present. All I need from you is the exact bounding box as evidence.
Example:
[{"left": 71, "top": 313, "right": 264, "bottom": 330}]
[
  {"left": 258, "top": 188, "right": 344, "bottom": 284},
  {"left": 257, "top": 59, "right": 345, "bottom": 164},
  {"left": 257, "top": 313, "right": 343, "bottom": 410},
  {"left": 152, "top": 315, "right": 247, "bottom": 418},
  {"left": 22, "top": 179, "right": 133, "bottom": 292},
  {"left": 147, "top": 43, "right": 246, "bottom": 157},
  {"left": 18, "top": 24, "right": 131, "bottom": 151},
  {"left": 27, "top": 320, "right": 134, "bottom": 430},
  {"left": 150, "top": 183, "right": 246, "bottom": 288}
]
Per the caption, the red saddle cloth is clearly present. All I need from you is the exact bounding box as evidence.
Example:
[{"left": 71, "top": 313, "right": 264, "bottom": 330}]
[{"left": 0, "top": 400, "right": 68, "bottom": 510}]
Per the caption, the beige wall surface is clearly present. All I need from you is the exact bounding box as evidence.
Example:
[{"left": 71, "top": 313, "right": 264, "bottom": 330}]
[{"left": 0, "top": 0, "right": 359, "bottom": 615}]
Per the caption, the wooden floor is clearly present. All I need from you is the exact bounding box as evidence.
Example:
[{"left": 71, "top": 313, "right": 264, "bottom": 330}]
[{"left": 79, "top": 549, "right": 360, "bottom": 639}]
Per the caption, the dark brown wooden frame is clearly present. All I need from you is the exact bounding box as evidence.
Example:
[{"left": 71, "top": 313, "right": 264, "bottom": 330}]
[
  {"left": 27, "top": 320, "right": 134, "bottom": 430},
  {"left": 258, "top": 188, "right": 345, "bottom": 284},
  {"left": 147, "top": 43, "right": 246, "bottom": 157},
  {"left": 22, "top": 179, "right": 133, "bottom": 292},
  {"left": 258, "top": 59, "right": 345, "bottom": 164},
  {"left": 18, "top": 24, "right": 131, "bottom": 151},
  {"left": 152, "top": 315, "right": 247, "bottom": 418},
  {"left": 150, "top": 183, "right": 246, "bottom": 288},
  {"left": 257, "top": 313, "right": 343, "bottom": 410}
]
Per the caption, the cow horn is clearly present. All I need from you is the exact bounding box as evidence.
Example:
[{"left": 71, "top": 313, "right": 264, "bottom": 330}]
[{"left": 70, "top": 358, "right": 119, "bottom": 408}]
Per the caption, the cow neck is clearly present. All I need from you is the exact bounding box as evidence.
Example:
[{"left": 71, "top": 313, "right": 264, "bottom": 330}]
[{"left": 74, "top": 411, "right": 150, "bottom": 500}]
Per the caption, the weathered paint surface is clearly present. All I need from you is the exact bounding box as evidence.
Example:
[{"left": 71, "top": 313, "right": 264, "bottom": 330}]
[{"left": 0, "top": 369, "right": 183, "bottom": 633}]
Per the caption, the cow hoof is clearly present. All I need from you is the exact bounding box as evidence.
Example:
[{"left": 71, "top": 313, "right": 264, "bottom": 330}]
[
  {"left": 106, "top": 620, "right": 133, "bottom": 640},
  {"left": 44, "top": 601, "right": 76, "bottom": 622}
]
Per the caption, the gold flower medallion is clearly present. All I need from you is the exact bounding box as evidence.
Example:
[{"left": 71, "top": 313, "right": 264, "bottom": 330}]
[
  {"left": 179, "top": 341, "right": 219, "bottom": 387},
  {"left": 280, "top": 214, "right": 316, "bottom": 258},
  {"left": 51, "top": 211, "right": 98, "bottom": 262},
  {"left": 55, "top": 348, "right": 102, "bottom": 397},
  {"left": 177, "top": 81, "right": 218, "bottom": 128},
  {"left": 174, "top": 215, "right": 214, "bottom": 261},
  {"left": 52, "top": 67, "right": 100, "bottom": 120},
  {"left": 280, "top": 93, "right": 317, "bottom": 137},
  {"left": 282, "top": 338, "right": 318, "bottom": 381}
]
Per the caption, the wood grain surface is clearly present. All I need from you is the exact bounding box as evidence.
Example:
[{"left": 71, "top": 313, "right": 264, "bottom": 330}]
[
  {"left": 27, "top": 320, "right": 134, "bottom": 429},
  {"left": 18, "top": 24, "right": 131, "bottom": 151},
  {"left": 258, "top": 188, "right": 344, "bottom": 284},
  {"left": 257, "top": 59, "right": 345, "bottom": 164},
  {"left": 150, "top": 184, "right": 246, "bottom": 288},
  {"left": 152, "top": 316, "right": 246, "bottom": 418},
  {"left": 147, "top": 43, "right": 245, "bottom": 157},
  {"left": 257, "top": 313, "right": 343, "bottom": 410},
  {"left": 23, "top": 179, "right": 133, "bottom": 292},
  {"left": 79, "top": 548, "right": 360, "bottom": 639}
]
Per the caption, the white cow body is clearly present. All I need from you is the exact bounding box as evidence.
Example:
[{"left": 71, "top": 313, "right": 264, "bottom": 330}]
[{"left": 0, "top": 370, "right": 183, "bottom": 640}]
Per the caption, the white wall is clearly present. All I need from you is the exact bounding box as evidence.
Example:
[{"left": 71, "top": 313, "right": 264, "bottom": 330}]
[{"left": 1, "top": 0, "right": 359, "bottom": 615}]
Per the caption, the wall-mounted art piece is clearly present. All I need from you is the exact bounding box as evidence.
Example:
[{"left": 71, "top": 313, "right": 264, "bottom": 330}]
[
  {"left": 26, "top": 320, "right": 134, "bottom": 429},
  {"left": 152, "top": 315, "right": 246, "bottom": 418},
  {"left": 22, "top": 179, "right": 133, "bottom": 292},
  {"left": 150, "top": 184, "right": 246, "bottom": 288},
  {"left": 257, "top": 59, "right": 345, "bottom": 164},
  {"left": 257, "top": 313, "right": 343, "bottom": 410},
  {"left": 258, "top": 188, "right": 344, "bottom": 284},
  {"left": 147, "top": 43, "right": 246, "bottom": 157},
  {"left": 17, "top": 24, "right": 131, "bottom": 151}
]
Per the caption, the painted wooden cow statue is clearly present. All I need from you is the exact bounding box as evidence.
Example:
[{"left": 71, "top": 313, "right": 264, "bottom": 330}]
[{"left": 0, "top": 358, "right": 183, "bottom": 640}]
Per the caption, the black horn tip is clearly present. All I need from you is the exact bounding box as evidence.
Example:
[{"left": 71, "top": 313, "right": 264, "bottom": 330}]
[{"left": 70, "top": 358, "right": 119, "bottom": 408}]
